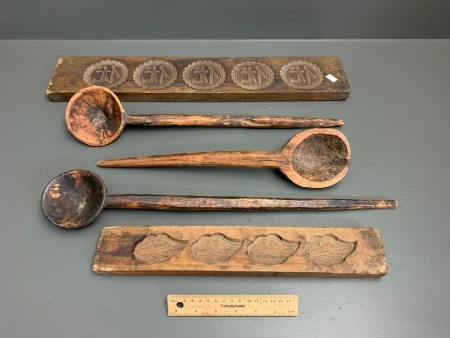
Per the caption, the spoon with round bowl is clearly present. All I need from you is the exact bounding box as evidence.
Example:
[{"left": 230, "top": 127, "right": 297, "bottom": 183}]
[
  {"left": 97, "top": 128, "right": 350, "bottom": 188},
  {"left": 41, "top": 169, "right": 397, "bottom": 229},
  {"left": 66, "top": 86, "right": 344, "bottom": 146}
]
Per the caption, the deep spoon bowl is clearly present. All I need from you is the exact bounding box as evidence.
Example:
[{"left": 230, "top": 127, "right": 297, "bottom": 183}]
[
  {"left": 66, "top": 87, "right": 126, "bottom": 146},
  {"left": 280, "top": 128, "right": 350, "bottom": 187},
  {"left": 41, "top": 170, "right": 107, "bottom": 228}
]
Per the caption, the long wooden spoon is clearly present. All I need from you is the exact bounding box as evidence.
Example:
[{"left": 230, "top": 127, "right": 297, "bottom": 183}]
[
  {"left": 66, "top": 86, "right": 344, "bottom": 146},
  {"left": 41, "top": 170, "right": 397, "bottom": 229},
  {"left": 97, "top": 128, "right": 351, "bottom": 188}
]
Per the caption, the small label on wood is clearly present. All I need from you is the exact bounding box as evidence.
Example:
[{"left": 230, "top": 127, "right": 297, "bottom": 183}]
[
  {"left": 326, "top": 73, "right": 338, "bottom": 83},
  {"left": 93, "top": 226, "right": 387, "bottom": 277},
  {"left": 47, "top": 56, "right": 350, "bottom": 101}
]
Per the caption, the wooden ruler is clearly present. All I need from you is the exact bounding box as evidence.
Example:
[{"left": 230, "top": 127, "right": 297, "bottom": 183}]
[{"left": 167, "top": 295, "right": 298, "bottom": 317}]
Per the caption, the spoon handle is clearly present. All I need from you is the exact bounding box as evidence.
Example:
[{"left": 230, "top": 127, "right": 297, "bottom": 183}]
[
  {"left": 97, "top": 151, "right": 285, "bottom": 168},
  {"left": 104, "top": 195, "right": 397, "bottom": 211},
  {"left": 125, "top": 114, "right": 344, "bottom": 128}
]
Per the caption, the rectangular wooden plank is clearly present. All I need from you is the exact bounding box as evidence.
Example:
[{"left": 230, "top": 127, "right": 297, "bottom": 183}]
[
  {"left": 93, "top": 226, "right": 386, "bottom": 277},
  {"left": 47, "top": 56, "right": 350, "bottom": 101}
]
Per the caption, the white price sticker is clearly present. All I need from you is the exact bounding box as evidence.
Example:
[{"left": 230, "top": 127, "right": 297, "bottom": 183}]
[{"left": 326, "top": 74, "right": 338, "bottom": 83}]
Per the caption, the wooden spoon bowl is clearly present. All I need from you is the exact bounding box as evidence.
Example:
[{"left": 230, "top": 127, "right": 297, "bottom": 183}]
[
  {"left": 41, "top": 170, "right": 107, "bottom": 228},
  {"left": 278, "top": 129, "right": 350, "bottom": 188},
  {"left": 66, "top": 87, "right": 126, "bottom": 146}
]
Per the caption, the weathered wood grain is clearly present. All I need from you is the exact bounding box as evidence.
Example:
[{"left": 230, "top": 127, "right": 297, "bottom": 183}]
[
  {"left": 47, "top": 56, "right": 350, "bottom": 102},
  {"left": 104, "top": 195, "right": 397, "bottom": 211},
  {"left": 93, "top": 226, "right": 387, "bottom": 277}
]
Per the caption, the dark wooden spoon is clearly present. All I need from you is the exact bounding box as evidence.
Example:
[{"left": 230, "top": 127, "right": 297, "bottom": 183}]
[
  {"left": 66, "top": 86, "right": 344, "bottom": 146},
  {"left": 41, "top": 170, "right": 396, "bottom": 229},
  {"left": 97, "top": 128, "right": 351, "bottom": 188}
]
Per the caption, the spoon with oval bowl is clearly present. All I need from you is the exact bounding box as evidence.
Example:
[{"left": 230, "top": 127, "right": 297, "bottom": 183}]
[
  {"left": 66, "top": 86, "right": 344, "bottom": 146},
  {"left": 97, "top": 128, "right": 351, "bottom": 188},
  {"left": 41, "top": 169, "right": 397, "bottom": 229}
]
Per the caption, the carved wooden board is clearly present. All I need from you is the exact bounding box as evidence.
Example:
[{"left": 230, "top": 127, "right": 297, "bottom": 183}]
[
  {"left": 93, "top": 226, "right": 386, "bottom": 277},
  {"left": 47, "top": 56, "right": 350, "bottom": 102}
]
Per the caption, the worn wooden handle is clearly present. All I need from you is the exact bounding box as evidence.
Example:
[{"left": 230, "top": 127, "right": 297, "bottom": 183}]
[
  {"left": 104, "top": 194, "right": 397, "bottom": 211},
  {"left": 125, "top": 114, "right": 344, "bottom": 128},
  {"left": 97, "top": 151, "right": 284, "bottom": 168}
]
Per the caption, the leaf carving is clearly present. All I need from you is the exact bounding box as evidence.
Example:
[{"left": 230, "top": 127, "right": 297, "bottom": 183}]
[
  {"left": 190, "top": 233, "right": 243, "bottom": 264},
  {"left": 247, "top": 234, "right": 300, "bottom": 265},
  {"left": 133, "top": 233, "right": 187, "bottom": 264},
  {"left": 304, "top": 235, "right": 356, "bottom": 266}
]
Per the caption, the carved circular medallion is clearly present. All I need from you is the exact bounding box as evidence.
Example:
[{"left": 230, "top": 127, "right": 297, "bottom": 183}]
[
  {"left": 83, "top": 59, "right": 128, "bottom": 88},
  {"left": 182, "top": 60, "right": 226, "bottom": 90},
  {"left": 280, "top": 60, "right": 323, "bottom": 89},
  {"left": 231, "top": 61, "right": 274, "bottom": 90},
  {"left": 133, "top": 60, "right": 178, "bottom": 89}
]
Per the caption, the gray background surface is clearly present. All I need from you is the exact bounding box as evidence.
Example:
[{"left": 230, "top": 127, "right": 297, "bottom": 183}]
[
  {"left": 1, "top": 39, "right": 449, "bottom": 337},
  {"left": 1, "top": 0, "right": 449, "bottom": 39}
]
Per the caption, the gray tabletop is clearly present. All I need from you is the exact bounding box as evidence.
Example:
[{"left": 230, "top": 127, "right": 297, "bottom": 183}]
[{"left": 1, "top": 40, "right": 449, "bottom": 337}]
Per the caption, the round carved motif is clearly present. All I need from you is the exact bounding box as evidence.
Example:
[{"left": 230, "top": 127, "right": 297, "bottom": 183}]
[
  {"left": 133, "top": 60, "right": 178, "bottom": 89},
  {"left": 280, "top": 60, "right": 323, "bottom": 89},
  {"left": 83, "top": 60, "right": 128, "bottom": 88},
  {"left": 182, "top": 60, "right": 226, "bottom": 90},
  {"left": 231, "top": 61, "right": 274, "bottom": 90}
]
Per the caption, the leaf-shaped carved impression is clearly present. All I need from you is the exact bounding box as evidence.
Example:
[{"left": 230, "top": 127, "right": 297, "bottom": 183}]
[
  {"left": 190, "top": 233, "right": 243, "bottom": 264},
  {"left": 133, "top": 233, "right": 187, "bottom": 264},
  {"left": 247, "top": 234, "right": 300, "bottom": 265},
  {"left": 304, "top": 235, "right": 356, "bottom": 266}
]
